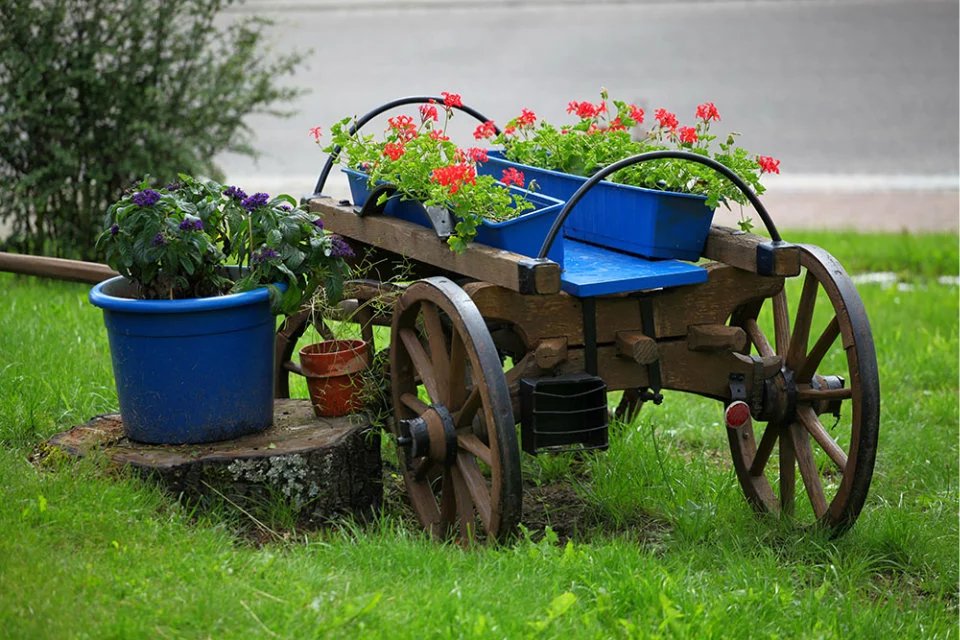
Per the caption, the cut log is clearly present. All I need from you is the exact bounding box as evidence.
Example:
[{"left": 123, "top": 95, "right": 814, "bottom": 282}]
[{"left": 43, "top": 399, "right": 382, "bottom": 527}]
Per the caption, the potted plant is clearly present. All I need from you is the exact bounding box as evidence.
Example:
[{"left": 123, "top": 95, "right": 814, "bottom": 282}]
[
  {"left": 89, "top": 175, "right": 353, "bottom": 444},
  {"left": 320, "top": 92, "right": 566, "bottom": 263},
  {"left": 475, "top": 89, "right": 782, "bottom": 260}
]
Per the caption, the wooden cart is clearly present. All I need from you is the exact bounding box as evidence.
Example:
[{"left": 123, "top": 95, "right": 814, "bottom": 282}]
[{"left": 275, "top": 99, "right": 879, "bottom": 543}]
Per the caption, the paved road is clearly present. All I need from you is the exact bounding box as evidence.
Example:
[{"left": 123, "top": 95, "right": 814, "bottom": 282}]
[{"left": 215, "top": 0, "right": 958, "bottom": 230}]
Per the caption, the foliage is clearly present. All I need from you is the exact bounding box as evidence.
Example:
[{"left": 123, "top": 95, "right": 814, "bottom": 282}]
[
  {"left": 323, "top": 93, "right": 534, "bottom": 252},
  {"left": 95, "top": 176, "right": 352, "bottom": 313},
  {"left": 494, "top": 89, "right": 781, "bottom": 232},
  {"left": 0, "top": 0, "right": 304, "bottom": 260}
]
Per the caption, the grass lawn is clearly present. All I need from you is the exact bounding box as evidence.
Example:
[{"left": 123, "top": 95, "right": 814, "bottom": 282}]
[{"left": 0, "top": 231, "right": 957, "bottom": 639}]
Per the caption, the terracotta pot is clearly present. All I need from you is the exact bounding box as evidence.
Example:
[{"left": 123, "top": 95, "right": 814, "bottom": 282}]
[{"left": 299, "top": 340, "right": 370, "bottom": 417}]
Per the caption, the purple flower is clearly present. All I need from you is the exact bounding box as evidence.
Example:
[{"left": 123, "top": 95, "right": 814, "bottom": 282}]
[
  {"left": 279, "top": 204, "right": 292, "bottom": 211},
  {"left": 152, "top": 233, "right": 167, "bottom": 247},
  {"left": 224, "top": 185, "right": 248, "bottom": 201},
  {"left": 241, "top": 192, "right": 270, "bottom": 212},
  {"left": 165, "top": 181, "right": 181, "bottom": 191},
  {"left": 110, "top": 224, "right": 120, "bottom": 236},
  {"left": 179, "top": 217, "right": 203, "bottom": 231},
  {"left": 329, "top": 234, "right": 354, "bottom": 258},
  {"left": 252, "top": 247, "right": 279, "bottom": 264},
  {"left": 311, "top": 218, "right": 324, "bottom": 230},
  {"left": 131, "top": 189, "right": 161, "bottom": 207}
]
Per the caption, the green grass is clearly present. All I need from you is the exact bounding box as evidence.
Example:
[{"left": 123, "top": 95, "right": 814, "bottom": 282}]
[{"left": 0, "top": 232, "right": 957, "bottom": 639}]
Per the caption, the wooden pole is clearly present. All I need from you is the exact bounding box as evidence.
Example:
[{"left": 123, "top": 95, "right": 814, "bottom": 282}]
[{"left": 0, "top": 252, "right": 117, "bottom": 284}]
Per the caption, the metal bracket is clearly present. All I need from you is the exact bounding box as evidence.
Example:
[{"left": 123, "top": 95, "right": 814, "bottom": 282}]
[
  {"left": 756, "top": 241, "right": 796, "bottom": 277},
  {"left": 729, "top": 373, "right": 747, "bottom": 402},
  {"left": 638, "top": 297, "right": 664, "bottom": 399}
]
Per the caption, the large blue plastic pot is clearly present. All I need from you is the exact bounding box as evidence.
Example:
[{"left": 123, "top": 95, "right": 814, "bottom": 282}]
[
  {"left": 343, "top": 168, "right": 566, "bottom": 265},
  {"left": 89, "top": 277, "right": 278, "bottom": 444},
  {"left": 477, "top": 151, "right": 715, "bottom": 261}
]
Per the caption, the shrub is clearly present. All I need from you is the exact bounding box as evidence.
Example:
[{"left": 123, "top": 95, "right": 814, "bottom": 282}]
[{"left": 0, "top": 0, "right": 304, "bottom": 260}]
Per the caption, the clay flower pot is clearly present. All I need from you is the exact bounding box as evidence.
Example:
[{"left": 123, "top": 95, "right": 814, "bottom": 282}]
[{"left": 299, "top": 340, "right": 370, "bottom": 417}]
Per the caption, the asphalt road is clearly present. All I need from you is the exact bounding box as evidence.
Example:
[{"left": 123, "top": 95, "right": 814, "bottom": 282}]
[{"left": 214, "top": 0, "right": 959, "bottom": 231}]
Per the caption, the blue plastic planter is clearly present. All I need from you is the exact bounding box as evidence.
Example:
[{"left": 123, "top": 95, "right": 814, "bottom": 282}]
[
  {"left": 89, "top": 277, "right": 278, "bottom": 444},
  {"left": 477, "top": 151, "right": 715, "bottom": 261},
  {"left": 343, "top": 168, "right": 566, "bottom": 265}
]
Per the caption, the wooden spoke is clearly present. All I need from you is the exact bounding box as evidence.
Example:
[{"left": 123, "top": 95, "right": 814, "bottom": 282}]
[
  {"left": 454, "top": 388, "right": 481, "bottom": 430},
  {"left": 456, "top": 453, "right": 492, "bottom": 531},
  {"left": 779, "top": 426, "right": 796, "bottom": 516},
  {"left": 772, "top": 293, "right": 791, "bottom": 356},
  {"left": 797, "top": 405, "right": 848, "bottom": 470},
  {"left": 400, "top": 392, "right": 429, "bottom": 416},
  {"left": 749, "top": 423, "right": 780, "bottom": 476},
  {"left": 458, "top": 433, "right": 492, "bottom": 466},
  {"left": 796, "top": 316, "right": 840, "bottom": 382},
  {"left": 786, "top": 271, "right": 818, "bottom": 369},
  {"left": 413, "top": 457, "right": 434, "bottom": 481},
  {"left": 420, "top": 301, "right": 451, "bottom": 405},
  {"left": 789, "top": 423, "right": 829, "bottom": 519},
  {"left": 450, "top": 465, "right": 476, "bottom": 543},
  {"left": 744, "top": 318, "right": 775, "bottom": 358},
  {"left": 727, "top": 244, "right": 879, "bottom": 534},
  {"left": 399, "top": 327, "right": 441, "bottom": 402},
  {"left": 448, "top": 332, "right": 467, "bottom": 410},
  {"left": 796, "top": 387, "right": 852, "bottom": 402}
]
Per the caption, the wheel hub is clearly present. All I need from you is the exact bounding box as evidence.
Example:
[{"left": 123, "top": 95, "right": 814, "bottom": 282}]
[
  {"left": 396, "top": 403, "right": 458, "bottom": 467},
  {"left": 760, "top": 367, "right": 798, "bottom": 425}
]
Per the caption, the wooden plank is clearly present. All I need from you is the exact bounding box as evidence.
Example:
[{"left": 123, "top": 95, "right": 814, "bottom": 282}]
[
  {"left": 308, "top": 197, "right": 560, "bottom": 294},
  {"left": 559, "top": 239, "right": 707, "bottom": 296},
  {"left": 0, "top": 252, "right": 117, "bottom": 284},
  {"left": 703, "top": 226, "right": 800, "bottom": 276}
]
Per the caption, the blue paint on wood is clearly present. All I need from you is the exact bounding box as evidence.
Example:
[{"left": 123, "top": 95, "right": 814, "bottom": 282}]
[{"left": 560, "top": 239, "right": 707, "bottom": 297}]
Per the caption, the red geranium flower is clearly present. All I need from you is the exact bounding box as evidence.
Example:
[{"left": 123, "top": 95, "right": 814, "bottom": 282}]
[
  {"left": 473, "top": 120, "right": 497, "bottom": 140},
  {"left": 431, "top": 162, "right": 476, "bottom": 194},
  {"left": 654, "top": 108, "right": 679, "bottom": 130},
  {"left": 757, "top": 155, "right": 781, "bottom": 174},
  {"left": 429, "top": 130, "right": 450, "bottom": 142},
  {"left": 500, "top": 167, "right": 524, "bottom": 188},
  {"left": 382, "top": 142, "right": 405, "bottom": 161},
  {"left": 419, "top": 104, "right": 439, "bottom": 122},
  {"left": 503, "top": 125, "right": 517, "bottom": 136},
  {"left": 516, "top": 108, "right": 537, "bottom": 127},
  {"left": 388, "top": 115, "right": 418, "bottom": 142},
  {"left": 608, "top": 117, "right": 627, "bottom": 132},
  {"left": 628, "top": 104, "right": 644, "bottom": 124},
  {"left": 309, "top": 126, "right": 323, "bottom": 141},
  {"left": 566, "top": 101, "right": 599, "bottom": 120},
  {"left": 695, "top": 102, "right": 721, "bottom": 122},
  {"left": 441, "top": 92, "right": 462, "bottom": 108},
  {"left": 467, "top": 147, "right": 489, "bottom": 163},
  {"left": 678, "top": 126, "right": 698, "bottom": 144}
]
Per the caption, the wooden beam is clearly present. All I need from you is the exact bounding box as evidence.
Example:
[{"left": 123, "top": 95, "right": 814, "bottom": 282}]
[
  {"left": 687, "top": 324, "right": 748, "bottom": 352},
  {"left": 308, "top": 197, "right": 560, "bottom": 295},
  {"left": 0, "top": 252, "right": 117, "bottom": 284},
  {"left": 615, "top": 331, "right": 659, "bottom": 364},
  {"left": 703, "top": 226, "right": 800, "bottom": 276}
]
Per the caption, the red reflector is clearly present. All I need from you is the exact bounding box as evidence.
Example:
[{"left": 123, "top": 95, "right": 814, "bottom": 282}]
[{"left": 725, "top": 401, "right": 751, "bottom": 428}]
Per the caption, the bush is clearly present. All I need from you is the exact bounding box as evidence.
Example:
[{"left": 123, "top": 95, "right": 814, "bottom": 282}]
[{"left": 0, "top": 0, "right": 304, "bottom": 260}]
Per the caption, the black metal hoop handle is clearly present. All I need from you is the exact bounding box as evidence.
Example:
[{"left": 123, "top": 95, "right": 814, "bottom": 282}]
[
  {"left": 536, "top": 150, "right": 783, "bottom": 260},
  {"left": 313, "top": 96, "right": 500, "bottom": 196}
]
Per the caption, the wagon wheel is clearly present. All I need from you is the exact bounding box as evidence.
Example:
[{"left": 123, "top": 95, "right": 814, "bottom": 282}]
[
  {"left": 391, "top": 277, "right": 522, "bottom": 543},
  {"left": 728, "top": 244, "right": 879, "bottom": 533}
]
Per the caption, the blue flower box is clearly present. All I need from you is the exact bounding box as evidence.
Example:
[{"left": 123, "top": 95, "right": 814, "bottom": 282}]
[
  {"left": 477, "top": 151, "right": 715, "bottom": 262},
  {"left": 343, "top": 168, "right": 566, "bottom": 265}
]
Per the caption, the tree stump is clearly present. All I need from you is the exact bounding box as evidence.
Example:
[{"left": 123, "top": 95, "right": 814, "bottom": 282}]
[{"left": 44, "top": 399, "right": 382, "bottom": 528}]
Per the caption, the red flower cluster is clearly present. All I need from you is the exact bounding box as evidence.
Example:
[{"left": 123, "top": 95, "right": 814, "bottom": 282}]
[
  {"left": 441, "top": 92, "right": 462, "bottom": 108},
  {"left": 628, "top": 104, "right": 644, "bottom": 124},
  {"left": 500, "top": 167, "right": 524, "bottom": 188},
  {"left": 431, "top": 163, "right": 476, "bottom": 194},
  {"left": 473, "top": 120, "right": 497, "bottom": 140},
  {"left": 467, "top": 147, "right": 489, "bottom": 163},
  {"left": 516, "top": 108, "right": 537, "bottom": 127},
  {"left": 388, "top": 115, "right": 418, "bottom": 142},
  {"left": 757, "top": 155, "right": 781, "bottom": 174},
  {"left": 607, "top": 117, "right": 627, "bottom": 132},
  {"left": 695, "top": 102, "right": 721, "bottom": 122},
  {"left": 419, "top": 104, "right": 439, "bottom": 122},
  {"left": 678, "top": 126, "right": 698, "bottom": 144},
  {"left": 383, "top": 142, "right": 405, "bottom": 161},
  {"left": 654, "top": 108, "right": 679, "bottom": 130},
  {"left": 309, "top": 126, "right": 323, "bottom": 141},
  {"left": 566, "top": 100, "right": 604, "bottom": 119},
  {"left": 429, "top": 130, "right": 450, "bottom": 142}
]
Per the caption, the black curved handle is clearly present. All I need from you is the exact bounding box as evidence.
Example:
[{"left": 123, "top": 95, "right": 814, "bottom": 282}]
[
  {"left": 314, "top": 96, "right": 500, "bottom": 196},
  {"left": 536, "top": 150, "right": 783, "bottom": 260}
]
